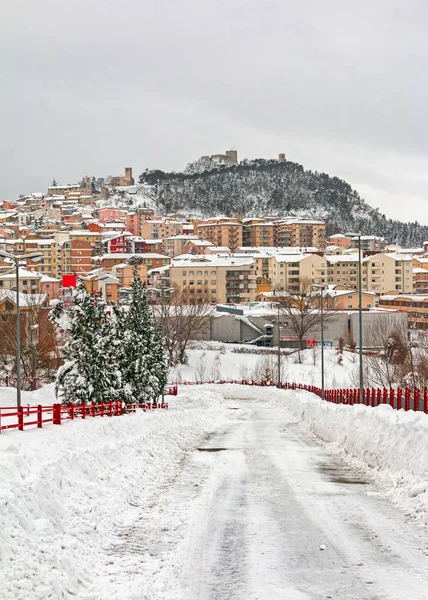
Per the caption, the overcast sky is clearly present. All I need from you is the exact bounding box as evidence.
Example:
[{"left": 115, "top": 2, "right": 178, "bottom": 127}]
[{"left": 2, "top": 0, "right": 428, "bottom": 222}]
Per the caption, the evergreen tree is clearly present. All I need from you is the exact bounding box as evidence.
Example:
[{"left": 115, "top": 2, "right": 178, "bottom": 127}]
[
  {"left": 49, "top": 283, "right": 120, "bottom": 405},
  {"left": 120, "top": 267, "right": 167, "bottom": 404}
]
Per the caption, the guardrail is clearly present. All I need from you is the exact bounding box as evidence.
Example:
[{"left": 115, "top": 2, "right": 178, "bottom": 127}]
[
  {"left": 181, "top": 380, "right": 428, "bottom": 414},
  {"left": 0, "top": 384, "right": 178, "bottom": 434}
]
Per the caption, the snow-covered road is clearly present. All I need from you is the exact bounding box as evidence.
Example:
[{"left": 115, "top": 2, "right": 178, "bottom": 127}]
[
  {"left": 175, "top": 401, "right": 428, "bottom": 600},
  {"left": 2, "top": 385, "right": 428, "bottom": 599}
]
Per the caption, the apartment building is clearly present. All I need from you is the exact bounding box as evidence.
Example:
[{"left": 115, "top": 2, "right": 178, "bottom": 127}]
[
  {"left": 320, "top": 287, "right": 376, "bottom": 310},
  {"left": 271, "top": 253, "right": 326, "bottom": 292},
  {"left": 379, "top": 294, "right": 428, "bottom": 329},
  {"left": 0, "top": 268, "right": 42, "bottom": 294},
  {"left": 125, "top": 209, "right": 156, "bottom": 237},
  {"left": 23, "top": 239, "right": 57, "bottom": 278},
  {"left": 274, "top": 219, "right": 326, "bottom": 250},
  {"left": 351, "top": 235, "right": 384, "bottom": 252},
  {"left": 166, "top": 235, "right": 199, "bottom": 257},
  {"left": 140, "top": 220, "right": 184, "bottom": 251},
  {"left": 169, "top": 256, "right": 257, "bottom": 304},
  {"left": 111, "top": 263, "right": 148, "bottom": 288},
  {"left": 58, "top": 239, "right": 92, "bottom": 276},
  {"left": 195, "top": 218, "right": 243, "bottom": 252},
  {"left": 125, "top": 236, "right": 163, "bottom": 254},
  {"left": 329, "top": 234, "right": 353, "bottom": 249},
  {"left": 326, "top": 255, "right": 360, "bottom": 289},
  {"left": 81, "top": 271, "right": 120, "bottom": 303},
  {"left": 242, "top": 219, "right": 275, "bottom": 247},
  {"left": 184, "top": 239, "right": 214, "bottom": 255},
  {"left": 363, "top": 253, "right": 413, "bottom": 295},
  {"left": 99, "top": 208, "right": 127, "bottom": 223}
]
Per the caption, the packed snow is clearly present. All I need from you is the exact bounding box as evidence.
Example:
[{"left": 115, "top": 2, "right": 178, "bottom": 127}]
[{"left": 1, "top": 343, "right": 428, "bottom": 598}]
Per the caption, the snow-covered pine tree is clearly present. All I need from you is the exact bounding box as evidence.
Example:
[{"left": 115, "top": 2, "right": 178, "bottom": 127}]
[
  {"left": 49, "top": 282, "right": 120, "bottom": 405},
  {"left": 121, "top": 267, "right": 167, "bottom": 404}
]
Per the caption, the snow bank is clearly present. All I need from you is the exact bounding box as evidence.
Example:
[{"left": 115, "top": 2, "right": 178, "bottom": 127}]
[
  {"left": 0, "top": 383, "right": 55, "bottom": 407},
  {"left": 207, "top": 383, "right": 428, "bottom": 523},
  {"left": 0, "top": 388, "right": 227, "bottom": 599}
]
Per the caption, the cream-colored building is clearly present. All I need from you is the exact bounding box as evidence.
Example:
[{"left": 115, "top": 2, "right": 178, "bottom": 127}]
[
  {"left": 169, "top": 256, "right": 257, "bottom": 304},
  {"left": 326, "top": 255, "right": 360, "bottom": 289},
  {"left": 271, "top": 253, "right": 326, "bottom": 292},
  {"left": 363, "top": 253, "right": 413, "bottom": 295},
  {"left": 0, "top": 268, "right": 42, "bottom": 294}
]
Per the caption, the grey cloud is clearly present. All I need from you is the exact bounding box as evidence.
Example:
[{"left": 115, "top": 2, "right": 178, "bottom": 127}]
[{"left": 2, "top": 0, "right": 428, "bottom": 223}]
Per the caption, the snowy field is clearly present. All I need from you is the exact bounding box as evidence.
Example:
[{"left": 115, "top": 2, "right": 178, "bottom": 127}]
[
  {"left": 170, "top": 342, "right": 360, "bottom": 388},
  {"left": 1, "top": 374, "right": 428, "bottom": 598}
]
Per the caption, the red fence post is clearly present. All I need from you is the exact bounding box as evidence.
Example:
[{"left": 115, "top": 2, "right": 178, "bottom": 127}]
[
  {"left": 37, "top": 405, "right": 42, "bottom": 428},
  {"left": 91, "top": 401, "right": 96, "bottom": 417},
  {"left": 81, "top": 402, "right": 86, "bottom": 418},
  {"left": 389, "top": 388, "right": 395, "bottom": 409},
  {"left": 424, "top": 388, "right": 428, "bottom": 414},
  {"left": 17, "top": 406, "right": 24, "bottom": 431},
  {"left": 414, "top": 388, "right": 420, "bottom": 412},
  {"left": 397, "top": 388, "right": 402, "bottom": 410},
  {"left": 53, "top": 403, "right": 61, "bottom": 425},
  {"left": 70, "top": 404, "right": 74, "bottom": 420},
  {"left": 108, "top": 401, "right": 112, "bottom": 417},
  {"left": 405, "top": 388, "right": 410, "bottom": 411}
]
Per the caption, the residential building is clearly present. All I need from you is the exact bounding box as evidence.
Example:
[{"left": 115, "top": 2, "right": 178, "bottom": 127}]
[
  {"left": 184, "top": 239, "right": 214, "bottom": 255},
  {"left": 329, "top": 234, "right": 353, "bottom": 249},
  {"left": 271, "top": 253, "right": 326, "bottom": 292},
  {"left": 195, "top": 217, "right": 243, "bottom": 252},
  {"left": 350, "top": 235, "right": 384, "bottom": 252},
  {"left": 169, "top": 256, "right": 257, "bottom": 304},
  {"left": 125, "top": 209, "right": 156, "bottom": 236},
  {"left": 379, "top": 294, "right": 428, "bottom": 329},
  {"left": 274, "top": 219, "right": 326, "bottom": 249},
  {"left": 0, "top": 268, "right": 42, "bottom": 294},
  {"left": 363, "top": 253, "right": 413, "bottom": 295}
]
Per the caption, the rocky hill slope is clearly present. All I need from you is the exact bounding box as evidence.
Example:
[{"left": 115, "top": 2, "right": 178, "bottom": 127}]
[{"left": 136, "top": 158, "right": 427, "bottom": 246}]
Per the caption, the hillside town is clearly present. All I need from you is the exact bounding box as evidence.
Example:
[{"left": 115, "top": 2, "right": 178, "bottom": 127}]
[{"left": 1, "top": 165, "right": 428, "bottom": 335}]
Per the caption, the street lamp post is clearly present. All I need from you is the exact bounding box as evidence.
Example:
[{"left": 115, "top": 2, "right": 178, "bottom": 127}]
[
  {"left": 347, "top": 233, "right": 364, "bottom": 402},
  {"left": 277, "top": 302, "right": 281, "bottom": 388},
  {"left": 31, "top": 324, "right": 39, "bottom": 389},
  {"left": 312, "top": 284, "right": 325, "bottom": 400},
  {"left": 0, "top": 250, "right": 43, "bottom": 407}
]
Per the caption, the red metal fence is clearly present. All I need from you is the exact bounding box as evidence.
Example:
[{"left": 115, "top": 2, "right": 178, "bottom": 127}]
[
  {"left": 181, "top": 380, "right": 428, "bottom": 414},
  {"left": 0, "top": 384, "right": 178, "bottom": 434}
]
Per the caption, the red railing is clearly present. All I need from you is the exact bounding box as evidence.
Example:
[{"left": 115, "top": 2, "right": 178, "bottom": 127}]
[
  {"left": 0, "top": 384, "right": 178, "bottom": 434},
  {"left": 181, "top": 380, "right": 428, "bottom": 414}
]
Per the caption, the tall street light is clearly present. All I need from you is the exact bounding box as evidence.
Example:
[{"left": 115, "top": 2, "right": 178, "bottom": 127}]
[
  {"left": 0, "top": 250, "right": 43, "bottom": 407},
  {"left": 312, "top": 284, "right": 325, "bottom": 400},
  {"left": 347, "top": 233, "right": 364, "bottom": 402},
  {"left": 31, "top": 324, "right": 39, "bottom": 389},
  {"left": 276, "top": 301, "right": 281, "bottom": 388}
]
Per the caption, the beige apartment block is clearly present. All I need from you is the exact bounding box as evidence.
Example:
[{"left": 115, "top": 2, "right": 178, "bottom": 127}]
[
  {"left": 320, "top": 287, "right": 376, "bottom": 310},
  {"left": 23, "top": 239, "right": 57, "bottom": 278},
  {"left": 271, "top": 253, "right": 326, "bottom": 292},
  {"left": 169, "top": 256, "right": 257, "bottom": 304},
  {"left": 0, "top": 268, "right": 42, "bottom": 294},
  {"left": 326, "top": 255, "right": 360, "bottom": 289},
  {"left": 274, "top": 219, "right": 326, "bottom": 250},
  {"left": 195, "top": 218, "right": 243, "bottom": 252},
  {"left": 242, "top": 219, "right": 275, "bottom": 247},
  {"left": 140, "top": 220, "right": 184, "bottom": 252},
  {"left": 363, "top": 253, "right": 413, "bottom": 295}
]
